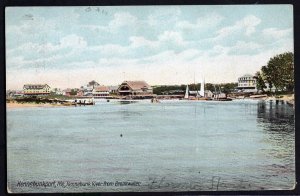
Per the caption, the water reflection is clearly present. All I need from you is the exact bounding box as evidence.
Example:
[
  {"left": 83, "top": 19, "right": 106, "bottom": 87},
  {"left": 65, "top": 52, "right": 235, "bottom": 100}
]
[
  {"left": 257, "top": 100, "right": 295, "bottom": 177},
  {"left": 257, "top": 100, "right": 294, "bottom": 128}
]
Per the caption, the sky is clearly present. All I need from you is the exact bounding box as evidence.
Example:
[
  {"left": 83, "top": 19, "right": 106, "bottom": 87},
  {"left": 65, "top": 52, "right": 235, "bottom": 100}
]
[{"left": 6, "top": 5, "right": 293, "bottom": 90}]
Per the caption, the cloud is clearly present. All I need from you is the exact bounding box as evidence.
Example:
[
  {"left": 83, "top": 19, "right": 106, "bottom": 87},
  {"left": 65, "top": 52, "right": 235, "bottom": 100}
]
[
  {"left": 129, "top": 32, "right": 187, "bottom": 50},
  {"left": 241, "top": 15, "right": 261, "bottom": 36},
  {"left": 60, "top": 34, "right": 87, "bottom": 49},
  {"left": 215, "top": 15, "right": 261, "bottom": 40},
  {"left": 176, "top": 12, "right": 224, "bottom": 30},
  {"left": 147, "top": 8, "right": 181, "bottom": 27},
  {"left": 158, "top": 31, "right": 186, "bottom": 46},
  {"left": 6, "top": 34, "right": 87, "bottom": 63},
  {"left": 109, "top": 12, "right": 138, "bottom": 30},
  {"left": 262, "top": 27, "right": 292, "bottom": 39},
  {"left": 228, "top": 41, "right": 262, "bottom": 55},
  {"left": 129, "top": 36, "right": 159, "bottom": 48},
  {"left": 89, "top": 44, "right": 130, "bottom": 57},
  {"left": 79, "top": 12, "right": 139, "bottom": 34},
  {"left": 6, "top": 15, "right": 56, "bottom": 35}
]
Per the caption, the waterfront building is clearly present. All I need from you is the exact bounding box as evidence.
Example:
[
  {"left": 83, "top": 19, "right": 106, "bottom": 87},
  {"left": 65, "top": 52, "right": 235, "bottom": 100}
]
[
  {"left": 118, "top": 81, "right": 153, "bottom": 96},
  {"left": 51, "top": 88, "right": 63, "bottom": 95},
  {"left": 93, "top": 86, "right": 110, "bottom": 98},
  {"left": 23, "top": 84, "right": 50, "bottom": 96},
  {"left": 63, "top": 88, "right": 72, "bottom": 96},
  {"left": 76, "top": 89, "right": 84, "bottom": 97},
  {"left": 237, "top": 74, "right": 257, "bottom": 92},
  {"left": 108, "top": 86, "right": 119, "bottom": 94},
  {"left": 82, "top": 80, "right": 100, "bottom": 96},
  {"left": 6, "top": 90, "right": 24, "bottom": 97}
]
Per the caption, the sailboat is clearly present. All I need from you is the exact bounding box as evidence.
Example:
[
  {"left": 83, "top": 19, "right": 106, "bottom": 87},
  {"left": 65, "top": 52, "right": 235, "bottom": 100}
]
[
  {"left": 184, "top": 85, "right": 189, "bottom": 99},
  {"left": 199, "top": 78, "right": 205, "bottom": 97},
  {"left": 195, "top": 78, "right": 211, "bottom": 100}
]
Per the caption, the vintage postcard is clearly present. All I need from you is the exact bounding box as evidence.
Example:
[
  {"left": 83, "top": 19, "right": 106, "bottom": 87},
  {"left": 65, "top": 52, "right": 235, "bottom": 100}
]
[{"left": 6, "top": 5, "right": 295, "bottom": 193}]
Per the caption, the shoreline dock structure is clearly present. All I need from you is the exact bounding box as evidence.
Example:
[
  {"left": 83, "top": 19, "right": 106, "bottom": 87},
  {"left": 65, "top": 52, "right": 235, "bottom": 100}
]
[{"left": 72, "top": 98, "right": 95, "bottom": 106}]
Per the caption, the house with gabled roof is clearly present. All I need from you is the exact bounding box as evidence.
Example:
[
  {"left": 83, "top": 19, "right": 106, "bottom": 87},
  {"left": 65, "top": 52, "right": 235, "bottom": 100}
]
[{"left": 118, "top": 81, "right": 153, "bottom": 96}]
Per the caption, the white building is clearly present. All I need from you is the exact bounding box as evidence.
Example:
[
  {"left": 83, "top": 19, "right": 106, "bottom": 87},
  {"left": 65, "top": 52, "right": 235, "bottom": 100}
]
[
  {"left": 108, "top": 86, "right": 119, "bottom": 94},
  {"left": 82, "top": 80, "right": 100, "bottom": 96},
  {"left": 51, "top": 88, "right": 63, "bottom": 95},
  {"left": 237, "top": 74, "right": 257, "bottom": 92},
  {"left": 23, "top": 84, "right": 51, "bottom": 96},
  {"left": 92, "top": 86, "right": 110, "bottom": 98}
]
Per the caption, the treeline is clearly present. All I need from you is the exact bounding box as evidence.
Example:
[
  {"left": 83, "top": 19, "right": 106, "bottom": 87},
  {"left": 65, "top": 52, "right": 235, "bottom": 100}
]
[
  {"left": 255, "top": 52, "right": 294, "bottom": 93},
  {"left": 152, "top": 83, "right": 238, "bottom": 95}
]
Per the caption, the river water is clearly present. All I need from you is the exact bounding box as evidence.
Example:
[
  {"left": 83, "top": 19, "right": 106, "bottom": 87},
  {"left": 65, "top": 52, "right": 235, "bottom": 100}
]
[{"left": 7, "top": 99, "right": 295, "bottom": 192}]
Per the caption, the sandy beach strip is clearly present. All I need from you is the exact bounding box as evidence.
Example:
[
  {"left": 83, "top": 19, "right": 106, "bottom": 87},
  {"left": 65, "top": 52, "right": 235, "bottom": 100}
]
[{"left": 6, "top": 102, "right": 72, "bottom": 109}]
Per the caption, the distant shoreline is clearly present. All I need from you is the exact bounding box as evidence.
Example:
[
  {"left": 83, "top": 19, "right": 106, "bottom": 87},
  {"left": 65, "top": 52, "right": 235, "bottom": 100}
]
[{"left": 7, "top": 94, "right": 294, "bottom": 109}]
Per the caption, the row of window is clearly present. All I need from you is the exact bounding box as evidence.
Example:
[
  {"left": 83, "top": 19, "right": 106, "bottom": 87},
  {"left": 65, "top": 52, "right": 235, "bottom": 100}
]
[
  {"left": 239, "top": 82, "right": 256, "bottom": 84},
  {"left": 239, "top": 79, "right": 256, "bottom": 82},
  {"left": 94, "top": 94, "right": 109, "bottom": 96},
  {"left": 239, "top": 77, "right": 255, "bottom": 81},
  {"left": 238, "top": 84, "right": 256, "bottom": 87}
]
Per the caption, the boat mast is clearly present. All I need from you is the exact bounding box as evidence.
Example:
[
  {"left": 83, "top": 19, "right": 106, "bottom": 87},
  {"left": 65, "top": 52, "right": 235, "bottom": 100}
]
[
  {"left": 213, "top": 84, "right": 218, "bottom": 100},
  {"left": 193, "top": 72, "right": 198, "bottom": 97}
]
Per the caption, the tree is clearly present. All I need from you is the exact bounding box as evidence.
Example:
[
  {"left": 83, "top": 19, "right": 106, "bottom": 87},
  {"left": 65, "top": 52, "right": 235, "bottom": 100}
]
[
  {"left": 254, "top": 71, "right": 266, "bottom": 92},
  {"left": 221, "top": 83, "right": 238, "bottom": 94},
  {"left": 261, "top": 52, "right": 294, "bottom": 92},
  {"left": 70, "top": 89, "right": 77, "bottom": 95},
  {"left": 261, "top": 65, "right": 271, "bottom": 91},
  {"left": 262, "top": 52, "right": 294, "bottom": 91}
]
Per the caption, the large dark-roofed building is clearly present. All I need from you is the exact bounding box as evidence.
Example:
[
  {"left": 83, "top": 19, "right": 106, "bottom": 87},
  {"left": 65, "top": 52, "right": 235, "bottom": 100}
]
[{"left": 118, "top": 81, "right": 153, "bottom": 96}]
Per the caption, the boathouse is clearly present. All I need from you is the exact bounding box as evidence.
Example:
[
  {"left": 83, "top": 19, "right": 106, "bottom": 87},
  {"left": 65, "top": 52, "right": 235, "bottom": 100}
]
[
  {"left": 118, "top": 81, "right": 153, "bottom": 96},
  {"left": 23, "top": 84, "right": 50, "bottom": 96}
]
